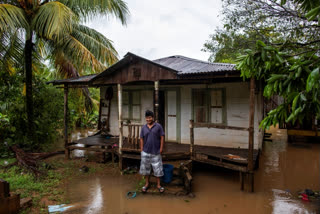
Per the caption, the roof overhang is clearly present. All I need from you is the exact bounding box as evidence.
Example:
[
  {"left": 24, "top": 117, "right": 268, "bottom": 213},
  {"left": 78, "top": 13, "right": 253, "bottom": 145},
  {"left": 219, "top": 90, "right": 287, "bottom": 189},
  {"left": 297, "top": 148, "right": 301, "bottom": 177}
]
[{"left": 47, "top": 52, "right": 241, "bottom": 86}]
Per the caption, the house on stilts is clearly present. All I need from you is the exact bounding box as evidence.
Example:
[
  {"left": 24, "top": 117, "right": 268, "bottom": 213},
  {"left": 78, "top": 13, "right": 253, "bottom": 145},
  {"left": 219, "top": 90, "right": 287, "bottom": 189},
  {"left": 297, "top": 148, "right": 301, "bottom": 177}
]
[{"left": 49, "top": 52, "right": 264, "bottom": 192}]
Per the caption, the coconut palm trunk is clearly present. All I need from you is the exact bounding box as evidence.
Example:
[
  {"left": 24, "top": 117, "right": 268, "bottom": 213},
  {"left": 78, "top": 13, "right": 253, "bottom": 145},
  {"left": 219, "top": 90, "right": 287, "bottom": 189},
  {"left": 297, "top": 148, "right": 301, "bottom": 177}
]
[{"left": 25, "top": 30, "right": 34, "bottom": 138}]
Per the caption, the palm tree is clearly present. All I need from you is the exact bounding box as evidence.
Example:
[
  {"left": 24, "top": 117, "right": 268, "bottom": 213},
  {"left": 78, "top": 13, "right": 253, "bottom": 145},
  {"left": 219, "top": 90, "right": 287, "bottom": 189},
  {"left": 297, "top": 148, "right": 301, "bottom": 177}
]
[{"left": 0, "top": 0, "right": 129, "bottom": 139}]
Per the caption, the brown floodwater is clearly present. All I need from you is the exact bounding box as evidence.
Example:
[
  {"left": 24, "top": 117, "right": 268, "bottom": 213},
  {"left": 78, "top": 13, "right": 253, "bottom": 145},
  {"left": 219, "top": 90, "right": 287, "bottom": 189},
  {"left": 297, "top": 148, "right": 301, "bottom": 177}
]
[{"left": 59, "top": 127, "right": 320, "bottom": 214}]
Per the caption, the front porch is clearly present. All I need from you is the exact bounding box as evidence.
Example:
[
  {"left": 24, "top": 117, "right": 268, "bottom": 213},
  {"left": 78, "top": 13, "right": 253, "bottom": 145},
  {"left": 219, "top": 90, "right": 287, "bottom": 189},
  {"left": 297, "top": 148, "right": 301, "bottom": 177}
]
[{"left": 66, "top": 131, "right": 259, "bottom": 191}]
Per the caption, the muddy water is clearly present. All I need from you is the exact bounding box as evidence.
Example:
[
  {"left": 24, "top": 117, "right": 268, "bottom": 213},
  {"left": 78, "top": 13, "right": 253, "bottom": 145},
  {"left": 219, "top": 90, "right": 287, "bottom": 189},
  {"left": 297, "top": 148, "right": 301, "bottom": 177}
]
[{"left": 62, "top": 127, "right": 320, "bottom": 214}]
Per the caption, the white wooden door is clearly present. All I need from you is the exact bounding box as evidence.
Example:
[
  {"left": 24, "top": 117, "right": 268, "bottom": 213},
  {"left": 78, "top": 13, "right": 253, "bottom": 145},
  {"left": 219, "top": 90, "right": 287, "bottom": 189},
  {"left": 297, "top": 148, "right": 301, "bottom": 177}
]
[{"left": 166, "top": 91, "right": 177, "bottom": 142}]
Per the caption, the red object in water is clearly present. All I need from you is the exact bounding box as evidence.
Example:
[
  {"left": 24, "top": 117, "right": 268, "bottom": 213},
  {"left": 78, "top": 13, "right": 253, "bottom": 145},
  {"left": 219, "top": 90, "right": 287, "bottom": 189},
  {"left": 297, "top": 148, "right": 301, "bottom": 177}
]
[{"left": 301, "top": 193, "right": 309, "bottom": 202}]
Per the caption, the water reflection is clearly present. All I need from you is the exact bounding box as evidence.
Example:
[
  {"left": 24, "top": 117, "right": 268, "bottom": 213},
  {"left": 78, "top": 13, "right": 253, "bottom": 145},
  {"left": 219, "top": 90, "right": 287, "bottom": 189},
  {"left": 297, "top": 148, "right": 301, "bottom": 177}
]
[
  {"left": 71, "top": 128, "right": 96, "bottom": 158},
  {"left": 272, "top": 189, "right": 311, "bottom": 214},
  {"left": 85, "top": 178, "right": 103, "bottom": 214}
]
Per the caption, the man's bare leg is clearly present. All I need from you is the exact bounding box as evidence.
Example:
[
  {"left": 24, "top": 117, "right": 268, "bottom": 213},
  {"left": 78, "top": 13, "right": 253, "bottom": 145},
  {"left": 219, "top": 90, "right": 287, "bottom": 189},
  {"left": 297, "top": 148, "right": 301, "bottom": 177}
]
[
  {"left": 144, "top": 175, "right": 150, "bottom": 187},
  {"left": 156, "top": 177, "right": 161, "bottom": 188},
  {"left": 156, "top": 177, "right": 164, "bottom": 192}
]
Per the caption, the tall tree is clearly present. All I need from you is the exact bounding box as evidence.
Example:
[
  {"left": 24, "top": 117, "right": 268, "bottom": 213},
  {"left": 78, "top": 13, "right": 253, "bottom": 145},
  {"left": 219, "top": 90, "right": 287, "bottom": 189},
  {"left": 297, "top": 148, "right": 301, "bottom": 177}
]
[
  {"left": 203, "top": 0, "right": 320, "bottom": 62},
  {"left": 231, "top": 0, "right": 320, "bottom": 129},
  {"left": 0, "top": 0, "right": 129, "bottom": 139}
]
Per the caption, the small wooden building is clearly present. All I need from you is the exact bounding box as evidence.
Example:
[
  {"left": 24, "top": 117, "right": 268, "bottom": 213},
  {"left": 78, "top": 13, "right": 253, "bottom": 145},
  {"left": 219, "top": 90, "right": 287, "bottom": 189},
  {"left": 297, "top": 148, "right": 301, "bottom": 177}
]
[{"left": 50, "top": 52, "right": 264, "bottom": 192}]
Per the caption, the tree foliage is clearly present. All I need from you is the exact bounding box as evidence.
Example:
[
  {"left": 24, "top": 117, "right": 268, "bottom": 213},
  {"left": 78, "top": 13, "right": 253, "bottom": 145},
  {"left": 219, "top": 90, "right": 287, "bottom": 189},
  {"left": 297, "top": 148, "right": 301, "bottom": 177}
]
[
  {"left": 203, "top": 0, "right": 320, "bottom": 62},
  {"left": 204, "top": 0, "right": 320, "bottom": 129},
  {"left": 0, "top": 0, "right": 129, "bottom": 140}
]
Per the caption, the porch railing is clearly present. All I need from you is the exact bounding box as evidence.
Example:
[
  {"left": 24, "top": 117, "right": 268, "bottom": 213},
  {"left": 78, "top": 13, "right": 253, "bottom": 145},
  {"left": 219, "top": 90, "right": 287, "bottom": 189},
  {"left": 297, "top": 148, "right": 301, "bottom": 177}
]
[{"left": 123, "top": 123, "right": 143, "bottom": 149}]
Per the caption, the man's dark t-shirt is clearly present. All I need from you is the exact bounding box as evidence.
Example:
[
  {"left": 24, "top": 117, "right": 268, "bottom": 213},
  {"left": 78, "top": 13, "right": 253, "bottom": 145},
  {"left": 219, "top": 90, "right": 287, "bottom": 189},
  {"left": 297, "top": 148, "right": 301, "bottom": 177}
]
[{"left": 140, "top": 123, "right": 165, "bottom": 155}]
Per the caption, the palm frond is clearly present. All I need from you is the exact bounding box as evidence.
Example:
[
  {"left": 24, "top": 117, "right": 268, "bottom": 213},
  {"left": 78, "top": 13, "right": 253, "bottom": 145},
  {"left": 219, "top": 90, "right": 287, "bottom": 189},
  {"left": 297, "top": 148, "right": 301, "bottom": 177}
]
[
  {"left": 32, "top": 1, "right": 76, "bottom": 40},
  {"left": 72, "top": 24, "right": 118, "bottom": 66},
  {"left": 53, "top": 50, "right": 80, "bottom": 78},
  {"left": 53, "top": 52, "right": 95, "bottom": 111},
  {"left": 57, "top": 0, "right": 129, "bottom": 24},
  {"left": 56, "top": 34, "right": 106, "bottom": 74},
  {"left": 0, "top": 4, "right": 28, "bottom": 33},
  {"left": 0, "top": 30, "right": 25, "bottom": 74}
]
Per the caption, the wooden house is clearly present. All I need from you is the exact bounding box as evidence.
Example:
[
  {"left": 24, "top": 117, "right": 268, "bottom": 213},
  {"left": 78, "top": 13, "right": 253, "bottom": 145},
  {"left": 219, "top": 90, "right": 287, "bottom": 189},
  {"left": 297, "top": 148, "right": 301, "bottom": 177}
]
[{"left": 49, "top": 52, "right": 264, "bottom": 192}]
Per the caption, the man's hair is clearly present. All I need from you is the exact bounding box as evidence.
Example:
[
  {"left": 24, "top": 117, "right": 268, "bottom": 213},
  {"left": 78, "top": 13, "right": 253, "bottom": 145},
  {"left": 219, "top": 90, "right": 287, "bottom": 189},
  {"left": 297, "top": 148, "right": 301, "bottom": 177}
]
[{"left": 145, "top": 110, "right": 154, "bottom": 117}]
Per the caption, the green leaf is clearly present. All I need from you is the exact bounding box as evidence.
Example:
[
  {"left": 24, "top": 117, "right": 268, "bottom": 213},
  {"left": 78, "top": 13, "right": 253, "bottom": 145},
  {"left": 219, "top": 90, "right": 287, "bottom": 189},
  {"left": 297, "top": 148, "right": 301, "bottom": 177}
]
[
  {"left": 275, "top": 54, "right": 284, "bottom": 64},
  {"left": 263, "top": 84, "right": 273, "bottom": 98},
  {"left": 256, "top": 40, "right": 266, "bottom": 47},
  {"left": 261, "top": 49, "right": 266, "bottom": 61},
  {"left": 264, "top": 46, "right": 274, "bottom": 51},
  {"left": 306, "top": 6, "right": 320, "bottom": 21},
  {"left": 295, "top": 67, "right": 302, "bottom": 78},
  {"left": 274, "top": 81, "right": 278, "bottom": 92},
  {"left": 267, "top": 74, "right": 284, "bottom": 83},
  {"left": 286, "top": 113, "right": 295, "bottom": 123},
  {"left": 292, "top": 94, "right": 299, "bottom": 112},
  {"left": 306, "top": 67, "right": 319, "bottom": 92}
]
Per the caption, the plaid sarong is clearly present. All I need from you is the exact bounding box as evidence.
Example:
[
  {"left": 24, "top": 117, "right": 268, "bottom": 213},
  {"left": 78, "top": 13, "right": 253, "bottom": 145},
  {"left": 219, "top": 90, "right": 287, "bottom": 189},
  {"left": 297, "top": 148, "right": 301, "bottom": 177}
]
[{"left": 139, "top": 151, "right": 164, "bottom": 177}]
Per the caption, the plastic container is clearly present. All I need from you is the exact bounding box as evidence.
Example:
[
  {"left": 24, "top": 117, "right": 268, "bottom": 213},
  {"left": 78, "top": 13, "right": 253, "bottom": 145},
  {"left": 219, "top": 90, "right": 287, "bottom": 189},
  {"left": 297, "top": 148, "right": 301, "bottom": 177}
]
[{"left": 161, "top": 164, "right": 174, "bottom": 183}]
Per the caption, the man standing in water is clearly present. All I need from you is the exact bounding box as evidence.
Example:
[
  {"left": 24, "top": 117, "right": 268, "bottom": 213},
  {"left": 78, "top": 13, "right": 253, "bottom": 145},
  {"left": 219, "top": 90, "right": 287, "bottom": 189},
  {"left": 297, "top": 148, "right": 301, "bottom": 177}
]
[{"left": 139, "top": 110, "right": 165, "bottom": 193}]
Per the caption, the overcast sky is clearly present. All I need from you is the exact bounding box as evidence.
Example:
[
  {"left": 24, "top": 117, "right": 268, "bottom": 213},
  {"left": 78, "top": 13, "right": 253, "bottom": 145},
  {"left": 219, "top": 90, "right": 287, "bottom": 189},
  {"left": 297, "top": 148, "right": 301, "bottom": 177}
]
[{"left": 86, "top": 0, "right": 223, "bottom": 61}]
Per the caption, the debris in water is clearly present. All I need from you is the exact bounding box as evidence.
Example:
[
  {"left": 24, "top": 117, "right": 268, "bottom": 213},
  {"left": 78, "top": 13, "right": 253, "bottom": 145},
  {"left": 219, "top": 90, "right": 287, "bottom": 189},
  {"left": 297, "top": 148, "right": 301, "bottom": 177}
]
[
  {"left": 48, "top": 204, "right": 74, "bottom": 213},
  {"left": 305, "top": 189, "right": 314, "bottom": 196},
  {"left": 223, "top": 154, "right": 246, "bottom": 161},
  {"left": 123, "top": 166, "right": 138, "bottom": 174},
  {"left": 126, "top": 191, "right": 137, "bottom": 199},
  {"left": 79, "top": 166, "right": 89, "bottom": 173}
]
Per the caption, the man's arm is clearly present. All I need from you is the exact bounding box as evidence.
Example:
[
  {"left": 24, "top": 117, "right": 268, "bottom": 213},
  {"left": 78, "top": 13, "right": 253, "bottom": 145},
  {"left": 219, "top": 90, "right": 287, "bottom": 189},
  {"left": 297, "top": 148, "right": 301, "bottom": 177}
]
[
  {"left": 160, "top": 136, "right": 164, "bottom": 154},
  {"left": 140, "top": 138, "right": 144, "bottom": 152}
]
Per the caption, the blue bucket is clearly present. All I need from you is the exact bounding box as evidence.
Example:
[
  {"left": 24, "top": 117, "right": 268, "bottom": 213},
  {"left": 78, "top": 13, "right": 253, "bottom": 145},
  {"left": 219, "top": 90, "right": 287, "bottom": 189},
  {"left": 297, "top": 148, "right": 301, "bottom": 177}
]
[{"left": 161, "top": 164, "right": 174, "bottom": 183}]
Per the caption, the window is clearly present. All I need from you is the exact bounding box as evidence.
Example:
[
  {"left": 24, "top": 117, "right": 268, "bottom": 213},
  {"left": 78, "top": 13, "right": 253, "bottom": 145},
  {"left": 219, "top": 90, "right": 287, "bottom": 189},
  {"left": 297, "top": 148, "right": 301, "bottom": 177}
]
[
  {"left": 192, "top": 89, "right": 225, "bottom": 124},
  {"left": 123, "top": 91, "right": 141, "bottom": 120}
]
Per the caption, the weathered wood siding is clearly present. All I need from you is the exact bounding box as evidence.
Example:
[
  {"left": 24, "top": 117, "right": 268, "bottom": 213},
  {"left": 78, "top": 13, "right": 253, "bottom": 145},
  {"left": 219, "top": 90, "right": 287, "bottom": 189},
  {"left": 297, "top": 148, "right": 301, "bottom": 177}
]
[
  {"left": 94, "top": 60, "right": 177, "bottom": 85},
  {"left": 100, "top": 82, "right": 263, "bottom": 149}
]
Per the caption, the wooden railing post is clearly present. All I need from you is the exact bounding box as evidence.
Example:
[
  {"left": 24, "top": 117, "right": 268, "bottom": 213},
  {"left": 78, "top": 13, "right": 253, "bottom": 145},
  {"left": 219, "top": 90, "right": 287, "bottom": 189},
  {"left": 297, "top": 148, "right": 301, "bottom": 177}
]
[
  {"left": 117, "top": 84, "right": 123, "bottom": 170},
  {"left": 247, "top": 77, "right": 256, "bottom": 192},
  {"left": 154, "top": 81, "right": 159, "bottom": 122},
  {"left": 190, "top": 120, "right": 194, "bottom": 158},
  {"left": 64, "top": 85, "right": 70, "bottom": 160},
  {"left": 135, "top": 125, "right": 139, "bottom": 149}
]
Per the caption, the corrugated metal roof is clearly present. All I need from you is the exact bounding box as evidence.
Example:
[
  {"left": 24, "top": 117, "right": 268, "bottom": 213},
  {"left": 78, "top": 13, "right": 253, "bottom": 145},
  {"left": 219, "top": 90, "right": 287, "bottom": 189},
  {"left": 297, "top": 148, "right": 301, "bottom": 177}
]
[
  {"left": 153, "top": 55, "right": 237, "bottom": 75},
  {"left": 48, "top": 53, "right": 239, "bottom": 85},
  {"left": 47, "top": 74, "right": 97, "bottom": 85}
]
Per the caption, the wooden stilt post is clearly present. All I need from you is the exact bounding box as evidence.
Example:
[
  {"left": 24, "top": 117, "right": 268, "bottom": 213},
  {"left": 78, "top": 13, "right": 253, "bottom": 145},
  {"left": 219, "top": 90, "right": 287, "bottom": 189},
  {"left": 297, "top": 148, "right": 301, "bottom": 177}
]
[
  {"left": 117, "top": 84, "right": 123, "bottom": 170},
  {"left": 98, "top": 98, "right": 102, "bottom": 130},
  {"left": 240, "top": 171, "right": 244, "bottom": 190},
  {"left": 154, "top": 81, "right": 159, "bottom": 122},
  {"left": 247, "top": 77, "right": 256, "bottom": 192},
  {"left": 64, "top": 85, "right": 70, "bottom": 160},
  {"left": 190, "top": 120, "right": 194, "bottom": 159}
]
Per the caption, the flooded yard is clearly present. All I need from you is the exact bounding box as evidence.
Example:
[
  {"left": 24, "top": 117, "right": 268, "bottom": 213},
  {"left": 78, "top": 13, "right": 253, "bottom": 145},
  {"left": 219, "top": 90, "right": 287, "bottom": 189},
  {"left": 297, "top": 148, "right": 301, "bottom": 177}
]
[{"left": 60, "top": 127, "right": 320, "bottom": 214}]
